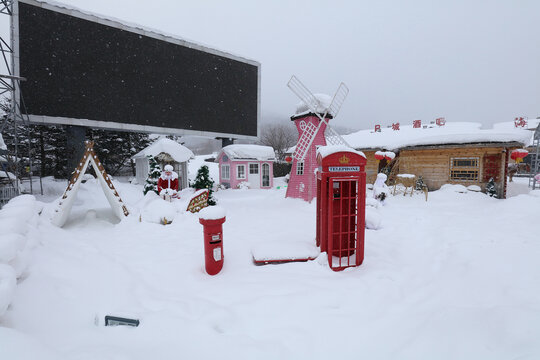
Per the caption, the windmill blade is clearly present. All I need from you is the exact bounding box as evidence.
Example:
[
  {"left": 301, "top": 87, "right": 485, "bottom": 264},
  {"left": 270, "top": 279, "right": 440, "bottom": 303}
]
[
  {"left": 287, "top": 75, "right": 322, "bottom": 115},
  {"left": 293, "top": 121, "right": 319, "bottom": 161},
  {"left": 324, "top": 125, "right": 350, "bottom": 147},
  {"left": 327, "top": 82, "right": 349, "bottom": 118}
]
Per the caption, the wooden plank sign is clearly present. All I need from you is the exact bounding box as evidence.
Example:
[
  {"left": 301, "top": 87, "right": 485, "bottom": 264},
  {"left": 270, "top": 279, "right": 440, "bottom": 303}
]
[{"left": 187, "top": 189, "right": 209, "bottom": 213}]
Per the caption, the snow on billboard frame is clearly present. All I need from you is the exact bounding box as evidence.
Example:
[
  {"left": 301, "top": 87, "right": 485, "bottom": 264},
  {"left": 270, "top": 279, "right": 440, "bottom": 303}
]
[{"left": 12, "top": 0, "right": 261, "bottom": 140}]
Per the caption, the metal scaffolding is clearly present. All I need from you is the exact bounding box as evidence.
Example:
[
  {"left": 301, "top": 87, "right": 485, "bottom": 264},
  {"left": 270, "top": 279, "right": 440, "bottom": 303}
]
[
  {"left": 0, "top": 0, "right": 36, "bottom": 207},
  {"left": 529, "top": 123, "right": 540, "bottom": 190}
]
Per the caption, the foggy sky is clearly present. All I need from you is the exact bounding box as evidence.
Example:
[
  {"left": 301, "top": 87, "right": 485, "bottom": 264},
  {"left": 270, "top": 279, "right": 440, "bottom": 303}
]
[{"left": 2, "top": 0, "right": 540, "bottom": 131}]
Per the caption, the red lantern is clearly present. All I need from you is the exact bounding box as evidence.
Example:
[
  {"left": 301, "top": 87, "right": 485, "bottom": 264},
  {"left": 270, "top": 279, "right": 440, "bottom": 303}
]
[
  {"left": 511, "top": 149, "right": 529, "bottom": 163},
  {"left": 374, "top": 151, "right": 385, "bottom": 161},
  {"left": 384, "top": 151, "right": 395, "bottom": 162},
  {"left": 285, "top": 156, "right": 292, "bottom": 163}
]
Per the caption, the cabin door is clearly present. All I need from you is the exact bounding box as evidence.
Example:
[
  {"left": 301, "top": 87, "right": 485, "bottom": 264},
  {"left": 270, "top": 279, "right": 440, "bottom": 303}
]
[
  {"left": 262, "top": 163, "right": 270, "bottom": 187},
  {"left": 483, "top": 154, "right": 501, "bottom": 182},
  {"left": 248, "top": 163, "right": 260, "bottom": 189}
]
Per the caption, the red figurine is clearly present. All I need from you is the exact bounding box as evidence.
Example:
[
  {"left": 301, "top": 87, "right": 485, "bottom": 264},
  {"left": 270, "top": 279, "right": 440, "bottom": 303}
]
[{"left": 158, "top": 164, "right": 179, "bottom": 199}]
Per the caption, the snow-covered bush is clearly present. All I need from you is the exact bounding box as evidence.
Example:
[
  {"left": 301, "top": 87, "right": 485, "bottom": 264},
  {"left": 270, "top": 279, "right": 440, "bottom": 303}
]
[{"left": 237, "top": 181, "right": 250, "bottom": 190}]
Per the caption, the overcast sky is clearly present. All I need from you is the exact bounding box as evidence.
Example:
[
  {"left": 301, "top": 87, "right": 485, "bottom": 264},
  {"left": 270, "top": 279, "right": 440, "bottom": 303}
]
[{"left": 2, "top": 0, "right": 540, "bottom": 131}]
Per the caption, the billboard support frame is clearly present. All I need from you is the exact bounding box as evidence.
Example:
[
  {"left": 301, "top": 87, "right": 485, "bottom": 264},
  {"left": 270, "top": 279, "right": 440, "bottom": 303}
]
[{"left": 0, "top": 0, "right": 38, "bottom": 196}]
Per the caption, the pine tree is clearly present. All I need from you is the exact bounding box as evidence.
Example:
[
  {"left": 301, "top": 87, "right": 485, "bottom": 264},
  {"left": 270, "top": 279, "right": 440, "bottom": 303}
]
[
  {"left": 191, "top": 165, "right": 216, "bottom": 205},
  {"left": 143, "top": 155, "right": 161, "bottom": 195},
  {"left": 415, "top": 175, "right": 425, "bottom": 190},
  {"left": 486, "top": 177, "right": 497, "bottom": 198}
]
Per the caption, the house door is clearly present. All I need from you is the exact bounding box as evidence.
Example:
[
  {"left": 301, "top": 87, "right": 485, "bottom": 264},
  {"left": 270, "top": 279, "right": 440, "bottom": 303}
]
[
  {"left": 248, "top": 163, "right": 260, "bottom": 189},
  {"left": 262, "top": 163, "right": 270, "bottom": 187}
]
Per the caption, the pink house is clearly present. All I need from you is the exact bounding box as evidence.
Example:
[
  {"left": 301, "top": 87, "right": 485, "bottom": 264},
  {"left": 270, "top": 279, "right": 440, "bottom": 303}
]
[
  {"left": 286, "top": 112, "right": 330, "bottom": 202},
  {"left": 216, "top": 145, "right": 275, "bottom": 189}
]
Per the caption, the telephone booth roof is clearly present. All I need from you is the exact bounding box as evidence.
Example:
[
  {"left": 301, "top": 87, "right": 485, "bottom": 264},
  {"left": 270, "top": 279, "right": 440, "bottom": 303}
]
[
  {"left": 317, "top": 146, "right": 366, "bottom": 174},
  {"left": 317, "top": 146, "right": 365, "bottom": 163}
]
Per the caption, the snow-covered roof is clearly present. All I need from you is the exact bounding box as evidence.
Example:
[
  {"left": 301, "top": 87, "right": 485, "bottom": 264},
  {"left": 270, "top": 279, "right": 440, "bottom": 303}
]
[
  {"left": 343, "top": 122, "right": 533, "bottom": 151},
  {"left": 492, "top": 118, "right": 540, "bottom": 132},
  {"left": 295, "top": 94, "right": 332, "bottom": 116},
  {"left": 217, "top": 144, "right": 275, "bottom": 161},
  {"left": 133, "top": 138, "right": 194, "bottom": 162},
  {"left": 316, "top": 145, "right": 366, "bottom": 159}
]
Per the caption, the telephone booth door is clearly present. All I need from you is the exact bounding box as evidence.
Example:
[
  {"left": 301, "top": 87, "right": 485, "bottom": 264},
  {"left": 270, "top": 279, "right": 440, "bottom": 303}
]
[
  {"left": 316, "top": 148, "right": 366, "bottom": 271},
  {"left": 327, "top": 177, "right": 364, "bottom": 270}
]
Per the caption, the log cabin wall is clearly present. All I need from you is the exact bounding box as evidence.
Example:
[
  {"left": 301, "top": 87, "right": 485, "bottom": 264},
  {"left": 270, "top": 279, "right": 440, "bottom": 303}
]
[
  {"left": 359, "top": 144, "right": 521, "bottom": 198},
  {"left": 362, "top": 150, "right": 380, "bottom": 183},
  {"left": 397, "top": 146, "right": 509, "bottom": 195}
]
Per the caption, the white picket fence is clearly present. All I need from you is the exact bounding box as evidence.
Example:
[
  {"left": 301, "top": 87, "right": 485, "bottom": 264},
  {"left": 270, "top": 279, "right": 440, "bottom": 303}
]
[{"left": 0, "top": 185, "right": 19, "bottom": 208}]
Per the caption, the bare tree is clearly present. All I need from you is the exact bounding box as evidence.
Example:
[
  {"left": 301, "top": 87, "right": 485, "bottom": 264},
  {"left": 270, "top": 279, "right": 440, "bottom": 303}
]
[{"left": 259, "top": 123, "right": 297, "bottom": 161}]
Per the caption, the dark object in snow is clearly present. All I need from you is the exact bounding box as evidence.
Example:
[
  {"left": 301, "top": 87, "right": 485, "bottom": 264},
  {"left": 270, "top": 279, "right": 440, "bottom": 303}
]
[
  {"left": 191, "top": 165, "right": 216, "bottom": 205},
  {"left": 375, "top": 192, "right": 386, "bottom": 202},
  {"left": 486, "top": 177, "right": 497, "bottom": 197},
  {"left": 104, "top": 315, "right": 140, "bottom": 327}
]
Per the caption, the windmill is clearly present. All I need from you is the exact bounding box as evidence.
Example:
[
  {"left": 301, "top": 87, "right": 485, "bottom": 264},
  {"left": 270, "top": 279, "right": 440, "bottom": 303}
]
[{"left": 285, "top": 76, "right": 351, "bottom": 202}]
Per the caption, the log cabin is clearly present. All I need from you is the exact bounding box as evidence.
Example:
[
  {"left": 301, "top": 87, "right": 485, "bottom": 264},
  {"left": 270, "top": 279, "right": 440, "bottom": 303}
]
[{"left": 343, "top": 122, "right": 533, "bottom": 198}]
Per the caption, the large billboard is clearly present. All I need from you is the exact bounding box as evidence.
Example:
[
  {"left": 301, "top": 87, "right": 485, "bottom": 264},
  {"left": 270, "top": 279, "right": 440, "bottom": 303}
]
[{"left": 14, "top": 0, "right": 260, "bottom": 139}]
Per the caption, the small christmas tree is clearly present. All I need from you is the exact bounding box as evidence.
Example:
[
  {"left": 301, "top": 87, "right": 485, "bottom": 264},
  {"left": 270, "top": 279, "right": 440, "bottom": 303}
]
[
  {"left": 486, "top": 177, "right": 497, "bottom": 198},
  {"left": 415, "top": 176, "right": 425, "bottom": 190},
  {"left": 191, "top": 165, "right": 216, "bottom": 205},
  {"left": 143, "top": 155, "right": 161, "bottom": 195}
]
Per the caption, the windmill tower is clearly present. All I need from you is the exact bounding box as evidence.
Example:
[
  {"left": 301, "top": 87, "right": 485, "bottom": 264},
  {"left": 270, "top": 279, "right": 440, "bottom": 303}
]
[{"left": 285, "top": 76, "right": 350, "bottom": 202}]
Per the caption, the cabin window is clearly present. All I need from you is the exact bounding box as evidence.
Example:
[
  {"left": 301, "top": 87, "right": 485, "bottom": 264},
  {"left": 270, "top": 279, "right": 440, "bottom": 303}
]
[
  {"left": 296, "top": 162, "right": 304, "bottom": 175},
  {"left": 450, "top": 157, "right": 479, "bottom": 181},
  {"left": 249, "top": 163, "right": 259, "bottom": 174},
  {"left": 237, "top": 164, "right": 246, "bottom": 179},
  {"left": 221, "top": 164, "right": 230, "bottom": 180}
]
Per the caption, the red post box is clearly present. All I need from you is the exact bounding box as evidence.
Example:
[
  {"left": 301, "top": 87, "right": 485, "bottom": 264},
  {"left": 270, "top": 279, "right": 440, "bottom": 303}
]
[
  {"left": 316, "top": 147, "right": 367, "bottom": 271},
  {"left": 198, "top": 207, "right": 226, "bottom": 275}
]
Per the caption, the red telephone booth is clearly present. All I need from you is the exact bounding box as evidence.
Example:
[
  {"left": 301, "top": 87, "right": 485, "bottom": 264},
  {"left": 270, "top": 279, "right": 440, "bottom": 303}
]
[{"left": 316, "top": 148, "right": 367, "bottom": 271}]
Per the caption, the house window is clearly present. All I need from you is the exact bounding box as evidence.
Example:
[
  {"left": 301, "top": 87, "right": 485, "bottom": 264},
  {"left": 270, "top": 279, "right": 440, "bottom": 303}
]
[
  {"left": 450, "top": 157, "right": 479, "bottom": 181},
  {"left": 296, "top": 162, "right": 304, "bottom": 175},
  {"left": 237, "top": 164, "right": 246, "bottom": 179},
  {"left": 221, "top": 164, "right": 230, "bottom": 180},
  {"left": 249, "top": 163, "right": 259, "bottom": 174}
]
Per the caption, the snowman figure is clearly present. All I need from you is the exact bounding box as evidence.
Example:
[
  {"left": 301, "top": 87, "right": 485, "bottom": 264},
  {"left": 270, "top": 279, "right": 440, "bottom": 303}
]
[{"left": 373, "top": 173, "right": 389, "bottom": 204}]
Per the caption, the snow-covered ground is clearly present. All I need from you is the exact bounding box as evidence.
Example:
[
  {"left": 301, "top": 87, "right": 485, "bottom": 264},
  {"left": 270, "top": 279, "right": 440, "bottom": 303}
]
[{"left": 1, "top": 160, "right": 540, "bottom": 359}]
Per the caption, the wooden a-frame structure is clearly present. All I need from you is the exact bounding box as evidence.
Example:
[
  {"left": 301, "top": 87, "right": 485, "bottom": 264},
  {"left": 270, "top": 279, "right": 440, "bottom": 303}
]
[{"left": 51, "top": 141, "right": 129, "bottom": 227}]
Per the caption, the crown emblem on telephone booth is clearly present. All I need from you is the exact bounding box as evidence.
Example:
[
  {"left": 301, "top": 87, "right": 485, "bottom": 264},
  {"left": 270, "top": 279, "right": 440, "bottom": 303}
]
[{"left": 338, "top": 155, "right": 350, "bottom": 164}]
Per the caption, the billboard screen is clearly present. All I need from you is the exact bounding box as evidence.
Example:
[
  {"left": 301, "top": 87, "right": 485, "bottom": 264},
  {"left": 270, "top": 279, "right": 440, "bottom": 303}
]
[{"left": 15, "top": 0, "right": 260, "bottom": 139}]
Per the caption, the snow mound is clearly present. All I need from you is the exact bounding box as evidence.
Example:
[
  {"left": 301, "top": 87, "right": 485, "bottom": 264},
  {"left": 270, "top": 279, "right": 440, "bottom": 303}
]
[
  {"left": 141, "top": 197, "right": 177, "bottom": 224},
  {"left": 0, "top": 234, "right": 26, "bottom": 263},
  {"left": 199, "top": 206, "right": 226, "bottom": 220},
  {"left": 467, "top": 185, "right": 482, "bottom": 192},
  {"left": 0, "top": 264, "right": 16, "bottom": 317},
  {"left": 0, "top": 327, "right": 61, "bottom": 360},
  {"left": 365, "top": 207, "right": 382, "bottom": 230},
  {"left": 252, "top": 241, "right": 320, "bottom": 262},
  {"left": 440, "top": 184, "right": 469, "bottom": 193}
]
